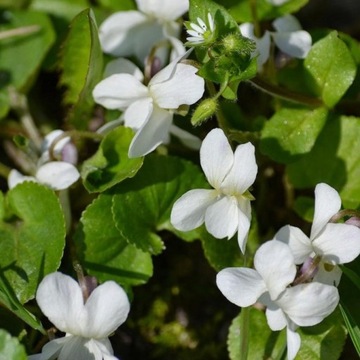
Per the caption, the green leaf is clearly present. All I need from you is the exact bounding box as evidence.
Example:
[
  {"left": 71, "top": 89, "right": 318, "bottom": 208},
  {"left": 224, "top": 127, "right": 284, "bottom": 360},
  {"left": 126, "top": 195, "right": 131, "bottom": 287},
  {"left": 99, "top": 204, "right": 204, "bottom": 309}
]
[
  {"left": 228, "top": 308, "right": 286, "bottom": 360},
  {"left": 81, "top": 127, "right": 143, "bottom": 193},
  {"left": 112, "top": 155, "right": 207, "bottom": 255},
  {"left": 304, "top": 31, "right": 357, "bottom": 108},
  {"left": 293, "top": 196, "right": 314, "bottom": 223},
  {"left": 296, "top": 309, "right": 347, "bottom": 360},
  {"left": 287, "top": 115, "right": 360, "bottom": 208},
  {"left": 0, "top": 329, "right": 27, "bottom": 360},
  {"left": 260, "top": 106, "right": 328, "bottom": 163},
  {"left": 75, "top": 193, "right": 153, "bottom": 287},
  {"left": 340, "top": 304, "right": 360, "bottom": 357},
  {"left": 96, "top": 0, "right": 135, "bottom": 11},
  {"left": 0, "top": 183, "right": 66, "bottom": 303},
  {"left": 0, "top": 91, "right": 10, "bottom": 120},
  {"left": 59, "top": 8, "right": 103, "bottom": 129},
  {"left": 0, "top": 11, "right": 55, "bottom": 92}
]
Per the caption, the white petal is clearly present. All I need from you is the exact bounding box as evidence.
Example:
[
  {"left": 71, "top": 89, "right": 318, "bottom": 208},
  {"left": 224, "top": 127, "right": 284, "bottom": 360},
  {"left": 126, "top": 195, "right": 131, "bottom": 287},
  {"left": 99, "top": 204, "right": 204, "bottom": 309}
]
[
  {"left": 36, "top": 162, "right": 80, "bottom": 190},
  {"left": 216, "top": 268, "right": 266, "bottom": 307},
  {"left": 58, "top": 336, "right": 92, "bottom": 360},
  {"left": 272, "top": 15, "right": 302, "bottom": 32},
  {"left": 36, "top": 273, "right": 85, "bottom": 335},
  {"left": 136, "top": 0, "right": 188, "bottom": 21},
  {"left": 93, "top": 74, "right": 148, "bottom": 110},
  {"left": 169, "top": 125, "right": 201, "bottom": 150},
  {"left": 128, "top": 106, "right": 173, "bottom": 157},
  {"left": 205, "top": 196, "right": 239, "bottom": 239},
  {"left": 42, "top": 130, "right": 69, "bottom": 155},
  {"left": 83, "top": 281, "right": 130, "bottom": 338},
  {"left": 28, "top": 337, "right": 67, "bottom": 360},
  {"left": 277, "top": 283, "right": 339, "bottom": 326},
  {"left": 151, "top": 63, "right": 204, "bottom": 109},
  {"left": 286, "top": 327, "right": 301, "bottom": 360},
  {"left": 237, "top": 199, "right": 251, "bottom": 253},
  {"left": 254, "top": 240, "right": 296, "bottom": 300},
  {"left": 314, "top": 263, "right": 342, "bottom": 286},
  {"left": 311, "top": 183, "right": 341, "bottom": 240},
  {"left": 171, "top": 189, "right": 218, "bottom": 231},
  {"left": 200, "top": 128, "right": 234, "bottom": 189},
  {"left": 221, "top": 142, "right": 257, "bottom": 195},
  {"left": 272, "top": 30, "right": 312, "bottom": 59},
  {"left": 268, "top": 0, "right": 291, "bottom": 5},
  {"left": 274, "top": 225, "right": 312, "bottom": 264},
  {"left": 312, "top": 223, "right": 360, "bottom": 264},
  {"left": 124, "top": 98, "right": 153, "bottom": 130},
  {"left": 264, "top": 302, "right": 287, "bottom": 330},
  {"left": 103, "top": 58, "right": 144, "bottom": 81},
  {"left": 8, "top": 169, "right": 36, "bottom": 189}
]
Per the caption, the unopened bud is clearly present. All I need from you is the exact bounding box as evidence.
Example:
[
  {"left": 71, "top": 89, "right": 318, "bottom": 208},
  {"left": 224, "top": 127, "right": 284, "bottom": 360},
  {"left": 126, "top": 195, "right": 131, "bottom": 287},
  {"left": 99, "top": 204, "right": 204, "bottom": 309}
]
[
  {"left": 191, "top": 98, "right": 218, "bottom": 126},
  {"left": 221, "top": 33, "right": 256, "bottom": 56}
]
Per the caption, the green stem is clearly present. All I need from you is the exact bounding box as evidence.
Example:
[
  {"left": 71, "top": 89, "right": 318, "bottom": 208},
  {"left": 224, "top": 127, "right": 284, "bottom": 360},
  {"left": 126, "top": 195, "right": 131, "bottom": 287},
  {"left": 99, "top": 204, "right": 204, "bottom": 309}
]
[
  {"left": 0, "top": 162, "right": 11, "bottom": 179},
  {"left": 0, "top": 25, "right": 40, "bottom": 40},
  {"left": 249, "top": 0, "right": 261, "bottom": 38},
  {"left": 239, "top": 307, "right": 250, "bottom": 360},
  {"left": 329, "top": 209, "right": 360, "bottom": 223},
  {"left": 249, "top": 77, "right": 323, "bottom": 107}
]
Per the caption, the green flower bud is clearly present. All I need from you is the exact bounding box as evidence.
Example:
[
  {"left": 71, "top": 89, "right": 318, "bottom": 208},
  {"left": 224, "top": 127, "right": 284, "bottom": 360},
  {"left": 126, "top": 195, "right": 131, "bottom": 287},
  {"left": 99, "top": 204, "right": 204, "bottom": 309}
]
[
  {"left": 191, "top": 98, "right": 218, "bottom": 126},
  {"left": 221, "top": 33, "right": 256, "bottom": 56}
]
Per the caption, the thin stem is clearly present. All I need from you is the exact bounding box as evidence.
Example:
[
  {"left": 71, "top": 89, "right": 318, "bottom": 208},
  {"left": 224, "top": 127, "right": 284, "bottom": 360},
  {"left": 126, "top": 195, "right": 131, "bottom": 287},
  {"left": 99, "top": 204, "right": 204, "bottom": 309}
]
[
  {"left": 249, "top": 0, "right": 261, "bottom": 38},
  {"left": 0, "top": 162, "right": 11, "bottom": 179},
  {"left": 329, "top": 209, "right": 360, "bottom": 223},
  {"left": 0, "top": 25, "right": 40, "bottom": 41},
  {"left": 239, "top": 307, "right": 250, "bottom": 360}
]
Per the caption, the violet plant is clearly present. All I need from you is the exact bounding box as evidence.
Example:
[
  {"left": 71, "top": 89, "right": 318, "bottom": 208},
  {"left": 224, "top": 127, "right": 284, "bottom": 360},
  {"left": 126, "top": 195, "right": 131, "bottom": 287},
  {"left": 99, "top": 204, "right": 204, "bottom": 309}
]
[{"left": 0, "top": 0, "right": 360, "bottom": 359}]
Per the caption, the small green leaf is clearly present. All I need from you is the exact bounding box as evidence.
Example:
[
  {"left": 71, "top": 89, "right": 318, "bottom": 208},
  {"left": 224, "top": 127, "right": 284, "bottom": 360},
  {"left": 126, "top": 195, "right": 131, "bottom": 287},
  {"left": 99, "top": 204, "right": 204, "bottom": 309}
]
[
  {"left": 75, "top": 193, "right": 153, "bottom": 287},
  {"left": 81, "top": 126, "right": 143, "bottom": 193},
  {"left": 287, "top": 115, "right": 360, "bottom": 208},
  {"left": 305, "top": 31, "right": 357, "bottom": 108},
  {"left": 228, "top": 308, "right": 286, "bottom": 360},
  {"left": 260, "top": 106, "right": 328, "bottom": 163},
  {"left": 0, "top": 329, "right": 27, "bottom": 360},
  {"left": 340, "top": 303, "right": 360, "bottom": 357},
  {"left": 59, "top": 8, "right": 103, "bottom": 129},
  {"left": 0, "top": 10, "right": 55, "bottom": 92},
  {"left": 112, "top": 155, "right": 207, "bottom": 255},
  {"left": 0, "top": 183, "right": 66, "bottom": 303}
]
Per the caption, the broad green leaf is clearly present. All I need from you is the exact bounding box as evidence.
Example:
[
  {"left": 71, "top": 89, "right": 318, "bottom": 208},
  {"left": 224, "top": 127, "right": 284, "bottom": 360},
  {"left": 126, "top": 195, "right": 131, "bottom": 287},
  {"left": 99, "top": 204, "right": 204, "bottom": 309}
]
[
  {"left": 112, "top": 155, "right": 207, "bottom": 255},
  {"left": 260, "top": 106, "right": 328, "bottom": 163},
  {"left": 296, "top": 309, "right": 347, "bottom": 360},
  {"left": 81, "top": 127, "right": 143, "bottom": 193},
  {"left": 304, "top": 31, "right": 357, "bottom": 108},
  {"left": 228, "top": 308, "right": 286, "bottom": 360},
  {"left": 0, "top": 183, "right": 66, "bottom": 303},
  {"left": 0, "top": 11, "right": 55, "bottom": 92},
  {"left": 75, "top": 193, "right": 153, "bottom": 287},
  {"left": 226, "top": 0, "right": 308, "bottom": 22},
  {"left": 287, "top": 115, "right": 360, "bottom": 208},
  {"left": 0, "top": 329, "right": 26, "bottom": 360},
  {"left": 59, "top": 8, "right": 103, "bottom": 129}
]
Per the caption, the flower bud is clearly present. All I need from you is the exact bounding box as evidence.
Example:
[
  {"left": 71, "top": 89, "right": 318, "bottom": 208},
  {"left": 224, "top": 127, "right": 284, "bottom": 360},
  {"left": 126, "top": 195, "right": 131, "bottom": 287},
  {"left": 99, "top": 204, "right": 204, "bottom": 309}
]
[
  {"left": 191, "top": 98, "right": 218, "bottom": 126},
  {"left": 221, "top": 33, "right": 256, "bottom": 56}
]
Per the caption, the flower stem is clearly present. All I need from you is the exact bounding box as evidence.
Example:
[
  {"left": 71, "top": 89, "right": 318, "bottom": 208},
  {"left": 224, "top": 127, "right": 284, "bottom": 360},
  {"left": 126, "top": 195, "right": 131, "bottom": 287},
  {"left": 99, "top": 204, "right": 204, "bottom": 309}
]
[
  {"left": 0, "top": 25, "right": 40, "bottom": 40},
  {"left": 239, "top": 307, "right": 250, "bottom": 360},
  {"left": 0, "top": 162, "right": 11, "bottom": 179}
]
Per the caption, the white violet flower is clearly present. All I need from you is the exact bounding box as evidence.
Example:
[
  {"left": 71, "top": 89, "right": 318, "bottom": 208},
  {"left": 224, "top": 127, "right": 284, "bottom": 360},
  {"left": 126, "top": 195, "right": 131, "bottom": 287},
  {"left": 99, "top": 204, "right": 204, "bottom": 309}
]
[
  {"left": 8, "top": 130, "right": 80, "bottom": 191},
  {"left": 170, "top": 128, "right": 257, "bottom": 253},
  {"left": 186, "top": 13, "right": 215, "bottom": 45},
  {"left": 93, "top": 54, "right": 205, "bottom": 158},
  {"left": 28, "top": 272, "right": 130, "bottom": 360},
  {"left": 216, "top": 240, "right": 339, "bottom": 360},
  {"left": 240, "top": 14, "right": 312, "bottom": 68},
  {"left": 274, "top": 183, "right": 360, "bottom": 286},
  {"left": 99, "top": 0, "right": 188, "bottom": 63}
]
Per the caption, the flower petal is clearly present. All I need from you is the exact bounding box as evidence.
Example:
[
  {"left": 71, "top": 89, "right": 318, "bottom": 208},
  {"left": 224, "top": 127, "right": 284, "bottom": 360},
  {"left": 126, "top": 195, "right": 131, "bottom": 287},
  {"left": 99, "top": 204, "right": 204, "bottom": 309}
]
[
  {"left": 272, "top": 30, "right": 312, "bottom": 58},
  {"left": 124, "top": 98, "right": 153, "bottom": 130},
  {"left": 277, "top": 282, "right": 339, "bottom": 326},
  {"left": 58, "top": 336, "right": 92, "bottom": 360},
  {"left": 36, "top": 273, "right": 85, "bottom": 334},
  {"left": 254, "top": 240, "right": 296, "bottom": 300},
  {"left": 36, "top": 162, "right": 80, "bottom": 190},
  {"left": 28, "top": 337, "right": 67, "bottom": 360},
  {"left": 83, "top": 281, "right": 130, "bottom": 338},
  {"left": 314, "top": 263, "right": 342, "bottom": 286},
  {"left": 128, "top": 106, "right": 173, "bottom": 157},
  {"left": 151, "top": 63, "right": 204, "bottom": 109},
  {"left": 171, "top": 189, "right": 217, "bottom": 231},
  {"left": 216, "top": 268, "right": 266, "bottom": 307},
  {"left": 263, "top": 300, "right": 287, "bottom": 330},
  {"left": 274, "top": 225, "right": 312, "bottom": 264},
  {"left": 220, "top": 142, "right": 257, "bottom": 195},
  {"left": 286, "top": 327, "right": 301, "bottom": 360},
  {"left": 237, "top": 199, "right": 251, "bottom": 253},
  {"left": 136, "top": 0, "right": 189, "bottom": 21},
  {"left": 8, "top": 169, "right": 36, "bottom": 189},
  {"left": 272, "top": 15, "right": 302, "bottom": 32},
  {"left": 200, "top": 128, "right": 234, "bottom": 189},
  {"left": 312, "top": 223, "right": 360, "bottom": 264},
  {"left": 205, "top": 196, "right": 239, "bottom": 239},
  {"left": 93, "top": 74, "right": 148, "bottom": 110},
  {"left": 311, "top": 183, "right": 341, "bottom": 240},
  {"left": 169, "top": 125, "right": 201, "bottom": 150},
  {"left": 103, "top": 58, "right": 144, "bottom": 81}
]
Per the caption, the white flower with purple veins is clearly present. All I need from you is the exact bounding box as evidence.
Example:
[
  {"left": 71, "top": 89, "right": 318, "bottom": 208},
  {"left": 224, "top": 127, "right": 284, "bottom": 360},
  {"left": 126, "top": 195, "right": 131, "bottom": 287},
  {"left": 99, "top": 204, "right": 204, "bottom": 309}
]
[
  {"left": 171, "top": 128, "right": 257, "bottom": 253},
  {"left": 28, "top": 272, "right": 130, "bottom": 360},
  {"left": 8, "top": 130, "right": 80, "bottom": 191},
  {"left": 274, "top": 183, "right": 360, "bottom": 286},
  {"left": 186, "top": 13, "right": 215, "bottom": 45},
  {"left": 240, "top": 14, "right": 312, "bottom": 68},
  {"left": 99, "top": 0, "right": 188, "bottom": 63},
  {"left": 93, "top": 55, "right": 205, "bottom": 158},
  {"left": 216, "top": 240, "right": 339, "bottom": 360}
]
